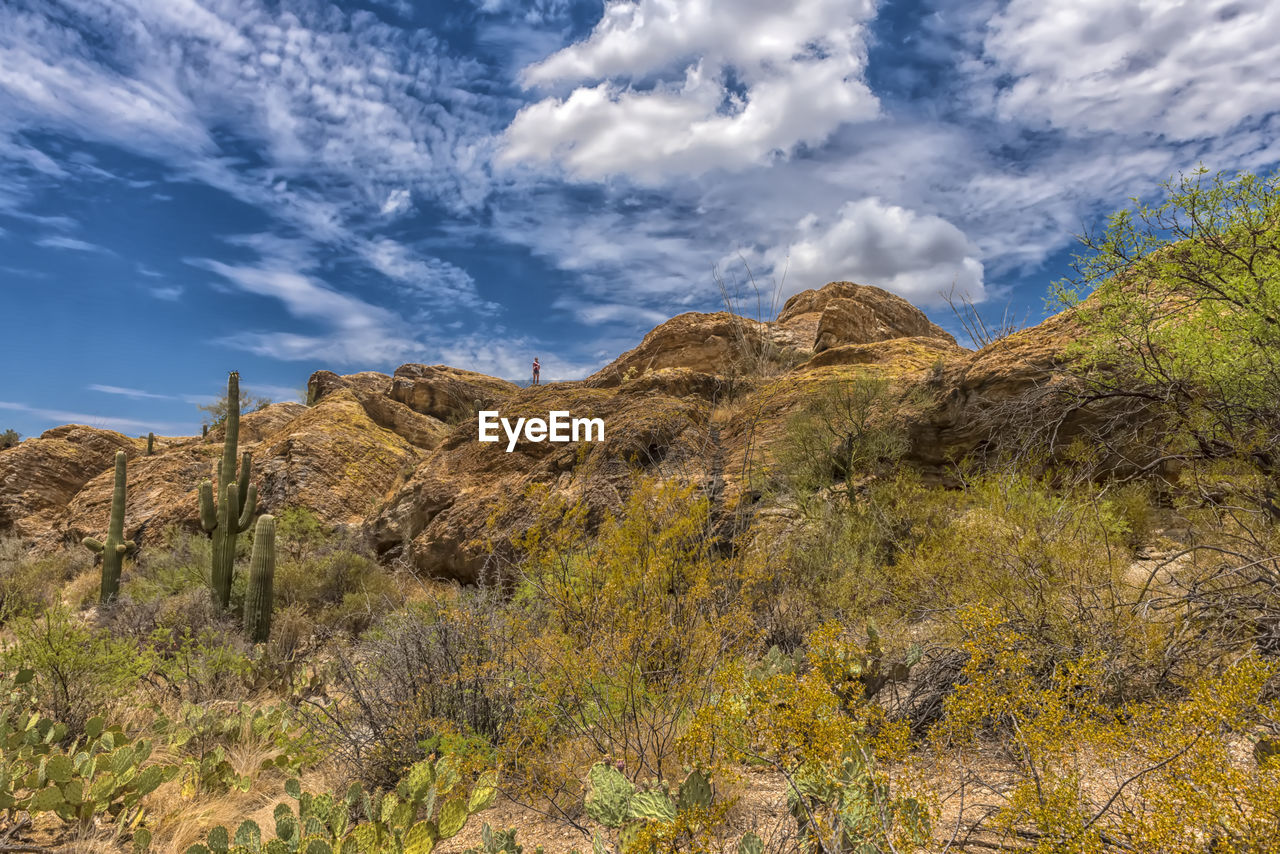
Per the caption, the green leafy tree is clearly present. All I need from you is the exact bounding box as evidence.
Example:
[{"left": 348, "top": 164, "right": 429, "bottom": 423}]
[
  {"left": 1053, "top": 167, "right": 1280, "bottom": 481},
  {"left": 0, "top": 428, "right": 19, "bottom": 449},
  {"left": 773, "top": 376, "right": 910, "bottom": 505},
  {"left": 198, "top": 388, "right": 272, "bottom": 429}
]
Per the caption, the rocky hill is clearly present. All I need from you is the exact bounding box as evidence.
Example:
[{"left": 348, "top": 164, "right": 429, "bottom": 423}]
[{"left": 0, "top": 281, "right": 1088, "bottom": 580}]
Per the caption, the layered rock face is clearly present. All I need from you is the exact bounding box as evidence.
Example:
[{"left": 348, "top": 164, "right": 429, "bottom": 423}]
[
  {"left": 0, "top": 426, "right": 141, "bottom": 546},
  {"left": 2, "top": 280, "right": 1102, "bottom": 580},
  {"left": 62, "top": 390, "right": 425, "bottom": 549},
  {"left": 389, "top": 364, "right": 519, "bottom": 422},
  {"left": 369, "top": 386, "right": 710, "bottom": 582},
  {"left": 586, "top": 312, "right": 793, "bottom": 388},
  {"left": 777, "top": 281, "right": 956, "bottom": 352}
]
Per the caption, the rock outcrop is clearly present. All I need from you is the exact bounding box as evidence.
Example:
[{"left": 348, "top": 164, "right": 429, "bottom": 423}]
[
  {"left": 254, "top": 391, "right": 421, "bottom": 530},
  {"left": 368, "top": 384, "right": 711, "bottom": 582},
  {"left": 0, "top": 426, "right": 140, "bottom": 545},
  {"left": 390, "top": 364, "right": 520, "bottom": 423},
  {"left": 909, "top": 309, "right": 1089, "bottom": 469},
  {"left": 2, "top": 279, "right": 1107, "bottom": 582},
  {"left": 67, "top": 443, "right": 219, "bottom": 547},
  {"left": 208, "top": 402, "right": 308, "bottom": 443},
  {"left": 586, "top": 312, "right": 803, "bottom": 389},
  {"left": 309, "top": 370, "right": 450, "bottom": 449},
  {"left": 66, "top": 390, "right": 424, "bottom": 547},
  {"left": 776, "top": 281, "right": 957, "bottom": 352}
]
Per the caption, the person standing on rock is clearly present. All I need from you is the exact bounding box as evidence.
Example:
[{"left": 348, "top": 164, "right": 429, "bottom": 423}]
[{"left": 532, "top": 357, "right": 541, "bottom": 386}]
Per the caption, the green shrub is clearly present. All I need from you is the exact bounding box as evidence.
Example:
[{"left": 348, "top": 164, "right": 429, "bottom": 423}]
[
  {"left": 746, "top": 473, "right": 949, "bottom": 648},
  {"left": 1, "top": 606, "right": 155, "bottom": 734},
  {"left": 891, "top": 472, "right": 1145, "bottom": 667},
  {"left": 0, "top": 540, "right": 84, "bottom": 622},
  {"left": 152, "top": 624, "right": 255, "bottom": 704},
  {"left": 125, "top": 527, "right": 212, "bottom": 602},
  {"left": 769, "top": 376, "right": 911, "bottom": 505},
  {"left": 102, "top": 588, "right": 255, "bottom": 703},
  {"left": 277, "top": 548, "right": 401, "bottom": 617},
  {"left": 275, "top": 506, "right": 333, "bottom": 561},
  {"left": 1103, "top": 480, "right": 1159, "bottom": 550}
]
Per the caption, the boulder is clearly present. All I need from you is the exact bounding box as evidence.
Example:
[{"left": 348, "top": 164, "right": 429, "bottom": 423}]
[
  {"left": 798, "top": 336, "right": 963, "bottom": 372},
  {"left": 587, "top": 312, "right": 805, "bottom": 388},
  {"left": 207, "top": 402, "right": 308, "bottom": 443},
  {"left": 777, "top": 281, "right": 956, "bottom": 352},
  {"left": 908, "top": 309, "right": 1092, "bottom": 469},
  {"left": 254, "top": 390, "right": 422, "bottom": 530},
  {"left": 309, "top": 370, "right": 450, "bottom": 449},
  {"left": 389, "top": 364, "right": 520, "bottom": 423},
  {"left": 616, "top": 368, "right": 733, "bottom": 400}
]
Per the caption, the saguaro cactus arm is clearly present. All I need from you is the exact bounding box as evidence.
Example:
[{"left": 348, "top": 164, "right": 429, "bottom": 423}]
[
  {"left": 237, "top": 451, "right": 253, "bottom": 503},
  {"left": 83, "top": 537, "right": 105, "bottom": 554},
  {"left": 238, "top": 482, "right": 258, "bottom": 531},
  {"left": 199, "top": 481, "right": 218, "bottom": 532}
]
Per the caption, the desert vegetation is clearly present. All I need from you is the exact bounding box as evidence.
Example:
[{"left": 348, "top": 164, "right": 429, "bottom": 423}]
[{"left": 2, "top": 169, "right": 1279, "bottom": 853}]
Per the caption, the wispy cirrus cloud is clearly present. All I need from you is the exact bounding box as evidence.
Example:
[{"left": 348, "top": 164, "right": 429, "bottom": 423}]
[
  {"left": 87, "top": 384, "right": 173, "bottom": 401},
  {"left": 87, "top": 383, "right": 215, "bottom": 406},
  {"left": 34, "top": 235, "right": 113, "bottom": 253},
  {"left": 188, "top": 256, "right": 422, "bottom": 364},
  {"left": 0, "top": 400, "right": 180, "bottom": 433},
  {"left": 0, "top": 0, "right": 505, "bottom": 314},
  {"left": 148, "top": 285, "right": 184, "bottom": 301}
]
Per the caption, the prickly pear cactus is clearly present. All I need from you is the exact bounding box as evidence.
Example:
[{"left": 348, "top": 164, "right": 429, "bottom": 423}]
[
  {"left": 676, "top": 769, "right": 711, "bottom": 811},
  {"left": 184, "top": 755, "right": 497, "bottom": 854},
  {"left": 585, "top": 763, "right": 635, "bottom": 828},
  {"left": 583, "top": 764, "right": 720, "bottom": 854}
]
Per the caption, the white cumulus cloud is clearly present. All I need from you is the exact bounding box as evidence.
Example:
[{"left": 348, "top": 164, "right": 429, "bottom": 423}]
[
  {"left": 766, "top": 199, "right": 985, "bottom": 307},
  {"left": 499, "top": 0, "right": 880, "bottom": 182}
]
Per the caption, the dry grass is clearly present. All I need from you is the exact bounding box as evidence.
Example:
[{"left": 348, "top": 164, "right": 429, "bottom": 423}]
[{"left": 150, "top": 764, "right": 340, "bottom": 854}]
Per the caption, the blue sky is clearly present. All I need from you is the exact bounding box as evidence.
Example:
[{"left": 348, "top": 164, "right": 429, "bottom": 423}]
[{"left": 2, "top": 0, "right": 1278, "bottom": 438}]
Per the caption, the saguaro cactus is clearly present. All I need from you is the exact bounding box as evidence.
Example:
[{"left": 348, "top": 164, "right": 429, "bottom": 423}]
[
  {"left": 145, "top": 432, "right": 155, "bottom": 456},
  {"left": 243, "top": 514, "right": 275, "bottom": 643},
  {"left": 82, "top": 451, "right": 135, "bottom": 603},
  {"left": 199, "top": 371, "right": 258, "bottom": 609}
]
